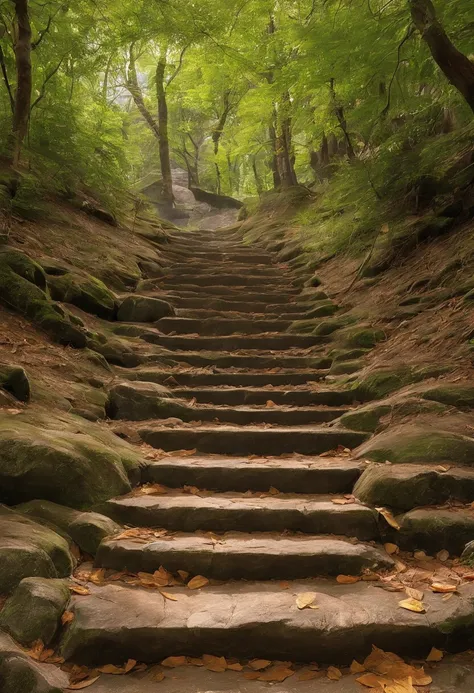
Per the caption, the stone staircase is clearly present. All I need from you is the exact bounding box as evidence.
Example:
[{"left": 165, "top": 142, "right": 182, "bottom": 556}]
[{"left": 19, "top": 228, "right": 474, "bottom": 690}]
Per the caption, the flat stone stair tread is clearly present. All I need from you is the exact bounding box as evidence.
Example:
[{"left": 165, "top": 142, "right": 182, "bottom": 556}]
[
  {"left": 47, "top": 656, "right": 474, "bottom": 693},
  {"left": 167, "top": 297, "right": 310, "bottom": 312},
  {"left": 169, "top": 404, "right": 350, "bottom": 425},
  {"left": 97, "top": 492, "right": 377, "bottom": 538},
  {"left": 138, "top": 423, "right": 368, "bottom": 456},
  {"left": 129, "top": 370, "right": 328, "bottom": 387},
  {"left": 155, "top": 317, "right": 293, "bottom": 336},
  {"left": 146, "top": 351, "right": 330, "bottom": 370},
  {"left": 143, "top": 454, "right": 362, "bottom": 493},
  {"left": 162, "top": 275, "right": 294, "bottom": 288},
  {"left": 95, "top": 533, "right": 393, "bottom": 579},
  {"left": 140, "top": 334, "right": 326, "bottom": 351},
  {"left": 59, "top": 580, "right": 474, "bottom": 665},
  {"left": 172, "top": 387, "right": 356, "bottom": 406},
  {"left": 176, "top": 308, "right": 308, "bottom": 320}
]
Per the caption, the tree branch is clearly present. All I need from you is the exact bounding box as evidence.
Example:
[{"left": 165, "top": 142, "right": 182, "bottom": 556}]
[
  {"left": 0, "top": 44, "right": 14, "bottom": 112},
  {"left": 380, "top": 25, "right": 414, "bottom": 118},
  {"left": 166, "top": 44, "right": 189, "bottom": 89},
  {"left": 30, "top": 57, "right": 65, "bottom": 111}
]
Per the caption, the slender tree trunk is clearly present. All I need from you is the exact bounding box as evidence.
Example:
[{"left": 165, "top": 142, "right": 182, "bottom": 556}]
[
  {"left": 268, "top": 118, "right": 281, "bottom": 189},
  {"left": 329, "top": 78, "right": 356, "bottom": 160},
  {"left": 156, "top": 47, "right": 174, "bottom": 204},
  {"left": 275, "top": 92, "right": 298, "bottom": 188},
  {"left": 410, "top": 0, "right": 474, "bottom": 113},
  {"left": 127, "top": 44, "right": 161, "bottom": 139},
  {"left": 212, "top": 89, "right": 232, "bottom": 194},
  {"left": 252, "top": 155, "right": 263, "bottom": 195},
  {"left": 11, "top": 0, "right": 32, "bottom": 169}
]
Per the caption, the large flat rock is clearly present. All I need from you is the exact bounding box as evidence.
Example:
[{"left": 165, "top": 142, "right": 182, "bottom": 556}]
[
  {"left": 97, "top": 492, "right": 378, "bottom": 539},
  {"left": 172, "top": 387, "right": 356, "bottom": 407},
  {"left": 59, "top": 581, "right": 474, "bottom": 665}
]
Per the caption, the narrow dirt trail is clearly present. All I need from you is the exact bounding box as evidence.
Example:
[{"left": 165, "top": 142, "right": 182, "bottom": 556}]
[{"left": 56, "top": 228, "right": 474, "bottom": 689}]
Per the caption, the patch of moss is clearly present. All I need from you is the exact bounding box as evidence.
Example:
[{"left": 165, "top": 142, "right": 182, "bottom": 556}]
[
  {"left": 340, "top": 404, "right": 391, "bottom": 432},
  {"left": 337, "top": 326, "right": 386, "bottom": 349},
  {"left": 48, "top": 272, "right": 117, "bottom": 320},
  {"left": 330, "top": 360, "right": 365, "bottom": 376},
  {"left": 0, "top": 249, "right": 46, "bottom": 289},
  {"left": 304, "top": 302, "right": 339, "bottom": 320},
  {"left": 312, "top": 315, "right": 357, "bottom": 336},
  {"left": 422, "top": 385, "right": 474, "bottom": 410}
]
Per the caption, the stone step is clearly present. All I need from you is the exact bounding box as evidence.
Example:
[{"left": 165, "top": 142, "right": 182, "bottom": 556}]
[
  {"left": 163, "top": 251, "right": 274, "bottom": 264},
  {"left": 140, "top": 333, "right": 324, "bottom": 351},
  {"left": 142, "top": 454, "right": 362, "bottom": 494},
  {"left": 138, "top": 423, "right": 368, "bottom": 456},
  {"left": 95, "top": 533, "right": 393, "bottom": 580},
  {"left": 157, "top": 285, "right": 299, "bottom": 299},
  {"left": 161, "top": 289, "right": 298, "bottom": 303},
  {"left": 98, "top": 492, "right": 377, "bottom": 538},
  {"left": 167, "top": 297, "right": 310, "bottom": 313},
  {"left": 129, "top": 369, "right": 328, "bottom": 387},
  {"left": 59, "top": 580, "right": 474, "bottom": 665},
  {"left": 173, "top": 387, "right": 356, "bottom": 407},
  {"left": 180, "top": 404, "right": 349, "bottom": 426},
  {"left": 155, "top": 317, "right": 292, "bottom": 336},
  {"left": 151, "top": 352, "right": 330, "bottom": 370},
  {"left": 176, "top": 308, "right": 308, "bottom": 320},
  {"left": 162, "top": 274, "right": 294, "bottom": 288},
  {"left": 165, "top": 264, "right": 285, "bottom": 277}
]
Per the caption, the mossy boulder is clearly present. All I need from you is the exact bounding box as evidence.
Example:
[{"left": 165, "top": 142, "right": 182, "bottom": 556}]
[
  {"left": 341, "top": 404, "right": 391, "bottom": 432},
  {"left": 330, "top": 360, "right": 366, "bottom": 376},
  {"left": 0, "top": 412, "right": 137, "bottom": 508},
  {"left": 341, "top": 398, "right": 448, "bottom": 433},
  {"left": 0, "top": 365, "right": 30, "bottom": 402},
  {"left": 87, "top": 336, "right": 142, "bottom": 368},
  {"left": 0, "top": 578, "right": 70, "bottom": 645},
  {"left": 355, "top": 424, "right": 474, "bottom": 466},
  {"left": 312, "top": 316, "right": 357, "bottom": 337},
  {"left": 355, "top": 464, "right": 474, "bottom": 511},
  {"left": 288, "top": 319, "right": 319, "bottom": 334},
  {"left": 0, "top": 250, "right": 87, "bottom": 348},
  {"left": 421, "top": 384, "right": 474, "bottom": 410},
  {"left": 303, "top": 302, "right": 339, "bottom": 320},
  {"left": 48, "top": 272, "right": 117, "bottom": 320},
  {"left": 352, "top": 367, "right": 416, "bottom": 400},
  {"left": 337, "top": 326, "right": 386, "bottom": 349},
  {"left": 16, "top": 500, "right": 121, "bottom": 555},
  {"left": 117, "top": 295, "right": 175, "bottom": 322},
  {"left": 0, "top": 631, "right": 67, "bottom": 693},
  {"left": 107, "top": 381, "right": 189, "bottom": 421},
  {"left": 331, "top": 349, "right": 370, "bottom": 363},
  {"left": 0, "top": 506, "right": 74, "bottom": 593},
  {"left": 305, "top": 274, "right": 322, "bottom": 288},
  {"left": 396, "top": 508, "right": 474, "bottom": 555}
]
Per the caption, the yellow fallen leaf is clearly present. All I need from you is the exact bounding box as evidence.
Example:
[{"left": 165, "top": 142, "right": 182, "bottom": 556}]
[
  {"left": 69, "top": 585, "right": 90, "bottom": 596},
  {"left": 97, "top": 660, "right": 136, "bottom": 675},
  {"left": 357, "top": 672, "right": 391, "bottom": 688},
  {"left": 178, "top": 570, "right": 190, "bottom": 581},
  {"left": 426, "top": 647, "right": 444, "bottom": 662},
  {"left": 160, "top": 591, "right": 178, "bottom": 601},
  {"left": 227, "top": 662, "right": 243, "bottom": 671},
  {"left": 248, "top": 659, "right": 272, "bottom": 671},
  {"left": 67, "top": 678, "right": 101, "bottom": 690},
  {"left": 405, "top": 587, "right": 424, "bottom": 601},
  {"left": 89, "top": 569, "right": 106, "bottom": 585},
  {"left": 297, "top": 669, "right": 320, "bottom": 681},
  {"left": 384, "top": 543, "right": 399, "bottom": 555},
  {"left": 430, "top": 582, "right": 457, "bottom": 593},
  {"left": 258, "top": 665, "right": 294, "bottom": 682},
  {"left": 203, "top": 654, "right": 227, "bottom": 672},
  {"left": 336, "top": 575, "right": 360, "bottom": 584},
  {"left": 151, "top": 670, "right": 166, "bottom": 682},
  {"left": 350, "top": 660, "right": 366, "bottom": 674},
  {"left": 327, "top": 666, "right": 342, "bottom": 681},
  {"left": 61, "top": 611, "right": 75, "bottom": 625},
  {"left": 296, "top": 592, "right": 318, "bottom": 610},
  {"left": 26, "top": 640, "right": 44, "bottom": 660},
  {"left": 376, "top": 507, "right": 401, "bottom": 530},
  {"left": 385, "top": 679, "right": 417, "bottom": 693},
  {"left": 187, "top": 575, "right": 210, "bottom": 590},
  {"left": 161, "top": 656, "right": 187, "bottom": 668},
  {"left": 266, "top": 400, "right": 277, "bottom": 408},
  {"left": 399, "top": 598, "right": 426, "bottom": 613},
  {"left": 244, "top": 672, "right": 261, "bottom": 680}
]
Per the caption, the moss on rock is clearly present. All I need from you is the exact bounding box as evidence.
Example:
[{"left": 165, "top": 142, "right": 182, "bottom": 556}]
[
  {"left": 397, "top": 508, "right": 474, "bottom": 555},
  {"left": 337, "top": 326, "right": 386, "bottom": 349},
  {"left": 421, "top": 384, "right": 474, "bottom": 409},
  {"left": 107, "top": 381, "right": 189, "bottom": 422},
  {"left": 117, "top": 295, "right": 175, "bottom": 322},
  {"left": 48, "top": 272, "right": 117, "bottom": 320},
  {"left": 312, "top": 316, "right": 357, "bottom": 337},
  {"left": 0, "top": 631, "right": 67, "bottom": 693},
  {"left": 340, "top": 404, "right": 391, "bottom": 432},
  {"left": 0, "top": 365, "right": 30, "bottom": 402},
  {"left": 330, "top": 360, "right": 366, "bottom": 376},
  {"left": 304, "top": 302, "right": 339, "bottom": 320}
]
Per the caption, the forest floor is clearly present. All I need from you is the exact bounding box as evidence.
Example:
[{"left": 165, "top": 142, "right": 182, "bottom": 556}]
[{"left": 0, "top": 200, "right": 474, "bottom": 692}]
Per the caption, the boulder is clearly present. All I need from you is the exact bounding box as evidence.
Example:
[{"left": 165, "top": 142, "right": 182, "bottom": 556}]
[
  {"left": 341, "top": 397, "right": 447, "bottom": 433},
  {"left": 355, "top": 424, "right": 474, "bottom": 466},
  {"left": 0, "top": 506, "right": 74, "bottom": 593},
  {"left": 352, "top": 366, "right": 429, "bottom": 401},
  {"left": 117, "top": 295, "right": 175, "bottom": 323},
  {"left": 462, "top": 540, "right": 474, "bottom": 565},
  {"left": 0, "top": 412, "right": 137, "bottom": 508},
  {"left": 0, "top": 631, "right": 67, "bottom": 693},
  {"left": 422, "top": 384, "right": 474, "bottom": 409},
  {"left": 337, "top": 326, "right": 386, "bottom": 349},
  {"left": 0, "top": 578, "right": 70, "bottom": 645},
  {"left": 0, "top": 365, "right": 30, "bottom": 402},
  {"left": 312, "top": 316, "right": 357, "bottom": 337},
  {"left": 107, "top": 381, "right": 189, "bottom": 421},
  {"left": 340, "top": 403, "right": 391, "bottom": 432},
  {"left": 329, "top": 360, "right": 365, "bottom": 376},
  {"left": 87, "top": 336, "right": 142, "bottom": 368},
  {"left": 355, "top": 464, "right": 474, "bottom": 511},
  {"left": 396, "top": 508, "right": 474, "bottom": 555},
  {"left": 16, "top": 500, "right": 121, "bottom": 555},
  {"left": 48, "top": 272, "right": 117, "bottom": 320}
]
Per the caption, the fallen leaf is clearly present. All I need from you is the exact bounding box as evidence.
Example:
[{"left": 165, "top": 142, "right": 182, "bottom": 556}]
[
  {"left": 332, "top": 497, "right": 353, "bottom": 505},
  {"left": 258, "top": 665, "right": 294, "bottom": 682},
  {"left": 350, "top": 660, "right": 366, "bottom": 674},
  {"left": 67, "top": 678, "right": 100, "bottom": 690},
  {"left": 296, "top": 592, "right": 318, "bottom": 610},
  {"left": 376, "top": 507, "right": 401, "bottom": 530},
  {"left": 405, "top": 587, "right": 424, "bottom": 601},
  {"left": 26, "top": 640, "right": 44, "bottom": 660},
  {"left": 384, "top": 543, "right": 399, "bottom": 555},
  {"left": 97, "top": 660, "right": 136, "bottom": 675},
  {"left": 227, "top": 662, "right": 243, "bottom": 671},
  {"left": 279, "top": 581, "right": 290, "bottom": 590},
  {"left": 266, "top": 400, "right": 277, "bottom": 408},
  {"left": 151, "top": 670, "right": 166, "bottom": 682},
  {"left": 357, "top": 672, "right": 391, "bottom": 688},
  {"left": 399, "top": 598, "right": 426, "bottom": 613},
  {"left": 431, "top": 582, "right": 457, "bottom": 593},
  {"left": 161, "top": 656, "right": 187, "bottom": 668},
  {"left": 337, "top": 575, "right": 360, "bottom": 584},
  {"left": 326, "top": 666, "right": 342, "bottom": 681},
  {"left": 160, "top": 591, "right": 178, "bottom": 601},
  {"left": 244, "top": 672, "right": 261, "bottom": 680},
  {"left": 187, "top": 575, "right": 210, "bottom": 590},
  {"left": 69, "top": 585, "right": 90, "bottom": 596},
  {"left": 385, "top": 679, "right": 417, "bottom": 693},
  {"left": 89, "top": 569, "right": 105, "bottom": 585},
  {"left": 248, "top": 659, "right": 272, "bottom": 671},
  {"left": 177, "top": 570, "right": 190, "bottom": 581},
  {"left": 426, "top": 647, "right": 444, "bottom": 662},
  {"left": 202, "top": 654, "right": 227, "bottom": 672},
  {"left": 297, "top": 669, "right": 320, "bottom": 681},
  {"left": 61, "top": 611, "right": 75, "bottom": 625}
]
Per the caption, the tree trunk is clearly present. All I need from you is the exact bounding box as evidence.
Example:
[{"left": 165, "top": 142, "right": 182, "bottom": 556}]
[
  {"left": 410, "top": 0, "right": 474, "bottom": 113},
  {"left": 268, "top": 118, "right": 281, "bottom": 189},
  {"left": 11, "top": 0, "right": 32, "bottom": 169},
  {"left": 329, "top": 78, "right": 356, "bottom": 160},
  {"left": 275, "top": 93, "right": 298, "bottom": 188},
  {"left": 127, "top": 44, "right": 160, "bottom": 139},
  {"left": 212, "top": 90, "right": 233, "bottom": 195},
  {"left": 252, "top": 155, "right": 263, "bottom": 195},
  {"left": 156, "top": 48, "right": 174, "bottom": 205}
]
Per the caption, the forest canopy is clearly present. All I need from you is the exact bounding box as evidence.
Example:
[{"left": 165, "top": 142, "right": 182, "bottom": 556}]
[{"left": 0, "top": 0, "right": 473, "bottom": 220}]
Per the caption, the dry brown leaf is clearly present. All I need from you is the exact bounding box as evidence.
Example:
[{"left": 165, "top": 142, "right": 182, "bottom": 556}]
[
  {"left": 279, "top": 581, "right": 290, "bottom": 590},
  {"left": 141, "top": 484, "right": 168, "bottom": 495},
  {"left": 187, "top": 575, "right": 210, "bottom": 590},
  {"left": 258, "top": 665, "right": 294, "bottom": 682},
  {"left": 26, "top": 640, "right": 44, "bottom": 661},
  {"left": 297, "top": 669, "right": 320, "bottom": 681},
  {"left": 160, "top": 591, "right": 178, "bottom": 602},
  {"left": 405, "top": 587, "right": 424, "bottom": 601},
  {"left": 187, "top": 657, "right": 203, "bottom": 667},
  {"left": 97, "top": 659, "right": 136, "bottom": 675},
  {"left": 336, "top": 575, "right": 360, "bottom": 584},
  {"left": 248, "top": 659, "right": 272, "bottom": 671},
  {"left": 426, "top": 647, "right": 444, "bottom": 662},
  {"left": 332, "top": 498, "right": 352, "bottom": 505},
  {"left": 151, "top": 670, "right": 166, "bottom": 682},
  {"left": 244, "top": 672, "right": 261, "bottom": 680},
  {"left": 385, "top": 679, "right": 417, "bottom": 693},
  {"left": 161, "top": 656, "right": 187, "bottom": 668},
  {"left": 227, "top": 662, "right": 243, "bottom": 671},
  {"left": 384, "top": 543, "right": 399, "bottom": 555},
  {"left": 61, "top": 611, "right": 75, "bottom": 625},
  {"left": 266, "top": 400, "right": 277, "bottom": 408},
  {"left": 89, "top": 569, "right": 105, "bottom": 585},
  {"left": 431, "top": 582, "right": 457, "bottom": 593},
  {"left": 67, "top": 678, "right": 101, "bottom": 690},
  {"left": 69, "top": 585, "right": 90, "bottom": 596},
  {"left": 350, "top": 660, "right": 366, "bottom": 674},
  {"left": 399, "top": 598, "right": 426, "bottom": 613},
  {"left": 357, "top": 673, "right": 391, "bottom": 688},
  {"left": 296, "top": 592, "right": 318, "bottom": 610},
  {"left": 376, "top": 507, "right": 401, "bottom": 530},
  {"left": 177, "top": 570, "right": 190, "bottom": 581},
  {"left": 202, "top": 655, "right": 227, "bottom": 672},
  {"left": 326, "top": 666, "right": 342, "bottom": 681}
]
